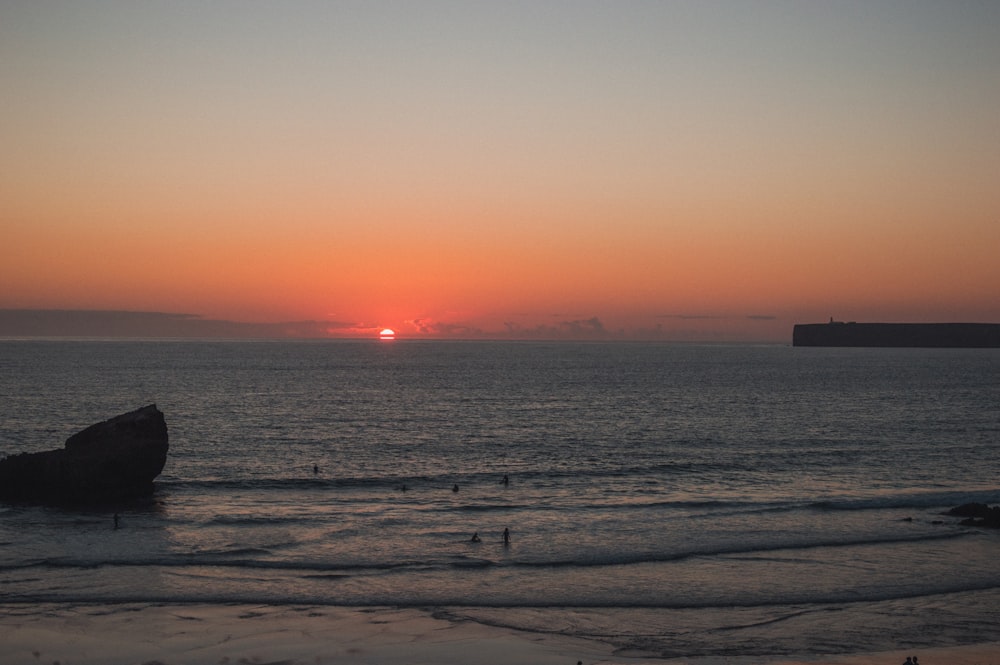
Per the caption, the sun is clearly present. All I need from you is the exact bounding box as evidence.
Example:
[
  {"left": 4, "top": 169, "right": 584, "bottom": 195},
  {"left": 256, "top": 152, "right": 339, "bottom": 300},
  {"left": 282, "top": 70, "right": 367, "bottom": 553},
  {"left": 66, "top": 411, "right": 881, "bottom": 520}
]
[{"left": 379, "top": 328, "right": 396, "bottom": 341}]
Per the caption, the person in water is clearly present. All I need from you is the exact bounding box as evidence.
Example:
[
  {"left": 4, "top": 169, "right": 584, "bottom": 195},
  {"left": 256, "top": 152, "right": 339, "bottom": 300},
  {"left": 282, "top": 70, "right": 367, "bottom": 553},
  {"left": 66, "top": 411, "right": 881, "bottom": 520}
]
[
  {"left": 503, "top": 527, "right": 510, "bottom": 545},
  {"left": 470, "top": 532, "right": 481, "bottom": 542},
  {"left": 501, "top": 474, "right": 509, "bottom": 486}
]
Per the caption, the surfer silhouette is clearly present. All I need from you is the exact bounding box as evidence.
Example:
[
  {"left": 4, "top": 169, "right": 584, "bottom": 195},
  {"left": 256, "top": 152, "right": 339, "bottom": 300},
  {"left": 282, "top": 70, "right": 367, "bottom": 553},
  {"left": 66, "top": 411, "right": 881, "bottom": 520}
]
[{"left": 503, "top": 527, "right": 510, "bottom": 545}]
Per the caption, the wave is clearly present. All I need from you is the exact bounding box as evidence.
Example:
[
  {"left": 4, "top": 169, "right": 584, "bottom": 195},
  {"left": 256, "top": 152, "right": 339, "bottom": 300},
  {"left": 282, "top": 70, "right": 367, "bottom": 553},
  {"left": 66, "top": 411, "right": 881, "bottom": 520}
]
[
  {"left": 154, "top": 463, "right": 758, "bottom": 495},
  {"left": 6, "top": 581, "right": 1000, "bottom": 612},
  {"left": 206, "top": 515, "right": 316, "bottom": 526},
  {"left": 399, "top": 491, "right": 1000, "bottom": 521},
  {"left": 196, "top": 546, "right": 273, "bottom": 557},
  {"left": 575, "top": 489, "right": 1000, "bottom": 517},
  {"left": 504, "top": 530, "right": 974, "bottom": 569},
  {"left": 806, "top": 489, "right": 1000, "bottom": 513},
  {"left": 0, "top": 529, "right": 974, "bottom": 575},
  {"left": 0, "top": 556, "right": 433, "bottom": 574},
  {"left": 434, "top": 502, "right": 539, "bottom": 513},
  {"left": 156, "top": 478, "right": 1000, "bottom": 515},
  {"left": 159, "top": 477, "right": 407, "bottom": 491}
]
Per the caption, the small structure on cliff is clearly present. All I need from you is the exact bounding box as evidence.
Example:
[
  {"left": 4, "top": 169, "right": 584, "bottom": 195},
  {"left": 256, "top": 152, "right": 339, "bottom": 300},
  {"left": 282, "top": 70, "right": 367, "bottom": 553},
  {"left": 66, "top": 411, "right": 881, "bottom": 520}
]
[{"left": 0, "top": 404, "right": 168, "bottom": 504}]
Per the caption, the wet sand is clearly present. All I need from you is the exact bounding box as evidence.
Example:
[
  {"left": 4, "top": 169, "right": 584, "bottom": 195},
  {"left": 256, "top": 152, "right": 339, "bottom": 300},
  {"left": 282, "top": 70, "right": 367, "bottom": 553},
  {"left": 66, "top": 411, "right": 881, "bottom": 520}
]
[{"left": 1, "top": 603, "right": 997, "bottom": 665}]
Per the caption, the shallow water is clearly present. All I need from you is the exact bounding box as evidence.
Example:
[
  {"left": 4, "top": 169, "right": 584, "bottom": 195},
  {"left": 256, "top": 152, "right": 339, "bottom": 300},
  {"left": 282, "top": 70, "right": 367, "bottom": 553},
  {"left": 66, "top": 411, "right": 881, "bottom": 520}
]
[{"left": 1, "top": 340, "right": 998, "bottom": 658}]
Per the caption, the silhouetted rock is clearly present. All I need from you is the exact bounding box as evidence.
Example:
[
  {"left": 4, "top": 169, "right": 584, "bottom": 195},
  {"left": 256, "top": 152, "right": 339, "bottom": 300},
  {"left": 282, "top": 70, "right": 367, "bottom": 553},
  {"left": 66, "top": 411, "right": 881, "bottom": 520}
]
[
  {"left": 948, "top": 503, "right": 992, "bottom": 518},
  {"left": 0, "top": 405, "right": 168, "bottom": 504},
  {"left": 793, "top": 322, "right": 1000, "bottom": 347},
  {"left": 947, "top": 502, "right": 1000, "bottom": 529}
]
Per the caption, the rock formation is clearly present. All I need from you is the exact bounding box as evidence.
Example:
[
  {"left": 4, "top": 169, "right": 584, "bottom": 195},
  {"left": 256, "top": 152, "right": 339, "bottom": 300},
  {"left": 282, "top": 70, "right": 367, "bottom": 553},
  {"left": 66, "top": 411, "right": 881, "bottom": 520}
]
[
  {"left": 0, "top": 404, "right": 168, "bottom": 504},
  {"left": 947, "top": 502, "right": 1000, "bottom": 528},
  {"left": 793, "top": 322, "right": 1000, "bottom": 347}
]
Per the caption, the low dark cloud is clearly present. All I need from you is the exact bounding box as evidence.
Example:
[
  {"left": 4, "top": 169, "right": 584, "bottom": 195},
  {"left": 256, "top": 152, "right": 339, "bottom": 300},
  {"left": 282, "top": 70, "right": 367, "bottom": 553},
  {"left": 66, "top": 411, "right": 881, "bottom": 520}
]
[
  {"left": 659, "top": 313, "right": 778, "bottom": 322},
  {"left": 1, "top": 309, "right": 787, "bottom": 342},
  {"left": 503, "top": 316, "right": 609, "bottom": 339},
  {"left": 0, "top": 310, "right": 353, "bottom": 339},
  {"left": 658, "top": 314, "right": 722, "bottom": 320},
  {"left": 410, "top": 318, "right": 485, "bottom": 338}
]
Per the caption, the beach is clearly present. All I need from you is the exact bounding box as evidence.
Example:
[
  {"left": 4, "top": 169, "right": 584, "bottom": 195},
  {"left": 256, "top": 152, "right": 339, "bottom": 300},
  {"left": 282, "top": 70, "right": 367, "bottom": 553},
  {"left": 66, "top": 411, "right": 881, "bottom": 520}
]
[
  {"left": 2, "top": 603, "right": 998, "bottom": 665},
  {"left": 0, "top": 603, "right": 625, "bottom": 665}
]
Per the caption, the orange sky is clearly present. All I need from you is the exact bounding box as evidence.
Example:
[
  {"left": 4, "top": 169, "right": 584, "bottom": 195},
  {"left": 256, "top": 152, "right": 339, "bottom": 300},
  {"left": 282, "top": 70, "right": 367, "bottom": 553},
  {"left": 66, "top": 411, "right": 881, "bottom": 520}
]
[{"left": 2, "top": 2, "right": 999, "bottom": 341}]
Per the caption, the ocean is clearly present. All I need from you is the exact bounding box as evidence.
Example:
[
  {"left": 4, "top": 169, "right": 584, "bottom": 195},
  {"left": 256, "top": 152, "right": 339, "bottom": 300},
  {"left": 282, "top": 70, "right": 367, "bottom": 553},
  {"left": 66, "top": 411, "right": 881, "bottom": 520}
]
[{"left": 1, "top": 339, "right": 999, "bottom": 660}]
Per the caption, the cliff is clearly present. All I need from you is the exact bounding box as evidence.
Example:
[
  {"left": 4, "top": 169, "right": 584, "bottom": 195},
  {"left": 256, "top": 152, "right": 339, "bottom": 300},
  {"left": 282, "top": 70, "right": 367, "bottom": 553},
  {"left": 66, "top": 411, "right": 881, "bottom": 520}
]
[{"left": 793, "top": 322, "right": 1000, "bottom": 348}]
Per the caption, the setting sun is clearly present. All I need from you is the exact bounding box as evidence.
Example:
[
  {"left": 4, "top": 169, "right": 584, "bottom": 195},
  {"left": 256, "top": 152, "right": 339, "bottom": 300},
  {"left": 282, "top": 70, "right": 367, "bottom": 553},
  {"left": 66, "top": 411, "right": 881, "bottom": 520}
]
[{"left": 379, "top": 328, "right": 396, "bottom": 341}]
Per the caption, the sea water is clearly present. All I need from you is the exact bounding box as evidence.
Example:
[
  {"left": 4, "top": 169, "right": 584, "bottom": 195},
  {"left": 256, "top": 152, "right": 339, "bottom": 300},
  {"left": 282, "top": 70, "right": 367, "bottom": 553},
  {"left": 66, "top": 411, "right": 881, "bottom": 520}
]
[{"left": 1, "top": 340, "right": 998, "bottom": 659}]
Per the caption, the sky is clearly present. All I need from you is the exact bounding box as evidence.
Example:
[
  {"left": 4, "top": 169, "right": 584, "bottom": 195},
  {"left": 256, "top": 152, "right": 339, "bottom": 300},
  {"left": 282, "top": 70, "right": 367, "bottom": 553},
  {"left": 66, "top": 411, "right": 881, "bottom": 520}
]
[{"left": 2, "top": 1, "right": 999, "bottom": 341}]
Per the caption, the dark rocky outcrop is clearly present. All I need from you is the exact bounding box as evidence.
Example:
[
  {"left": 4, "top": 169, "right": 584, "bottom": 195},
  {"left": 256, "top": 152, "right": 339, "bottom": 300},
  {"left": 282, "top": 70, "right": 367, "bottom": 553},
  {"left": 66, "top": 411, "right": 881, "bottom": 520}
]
[
  {"left": 793, "top": 322, "right": 1000, "bottom": 347},
  {"left": 947, "top": 502, "right": 1000, "bottom": 528},
  {"left": 0, "top": 405, "right": 168, "bottom": 504}
]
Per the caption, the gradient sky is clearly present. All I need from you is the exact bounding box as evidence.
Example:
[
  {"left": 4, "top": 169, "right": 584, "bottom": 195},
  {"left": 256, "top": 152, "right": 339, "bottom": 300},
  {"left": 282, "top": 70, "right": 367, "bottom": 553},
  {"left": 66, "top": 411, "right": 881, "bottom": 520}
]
[{"left": 3, "top": 1, "right": 999, "bottom": 340}]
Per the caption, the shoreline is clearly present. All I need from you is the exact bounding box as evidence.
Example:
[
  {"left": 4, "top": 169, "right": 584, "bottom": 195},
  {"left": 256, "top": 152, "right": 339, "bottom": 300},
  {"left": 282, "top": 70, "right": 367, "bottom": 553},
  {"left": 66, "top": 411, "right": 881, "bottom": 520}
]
[{"left": 2, "top": 603, "right": 998, "bottom": 665}]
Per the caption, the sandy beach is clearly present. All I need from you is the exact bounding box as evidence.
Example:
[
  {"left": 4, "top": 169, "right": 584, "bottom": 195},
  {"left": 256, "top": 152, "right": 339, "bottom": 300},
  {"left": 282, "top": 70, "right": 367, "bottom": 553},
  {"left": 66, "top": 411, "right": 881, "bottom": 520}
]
[{"left": 2, "top": 603, "right": 997, "bottom": 665}]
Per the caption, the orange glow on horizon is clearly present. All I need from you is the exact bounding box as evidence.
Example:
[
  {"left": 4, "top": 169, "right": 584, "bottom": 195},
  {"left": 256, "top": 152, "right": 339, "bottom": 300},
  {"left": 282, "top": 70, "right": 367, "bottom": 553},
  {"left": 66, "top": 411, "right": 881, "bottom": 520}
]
[{"left": 2, "top": 4, "right": 999, "bottom": 341}]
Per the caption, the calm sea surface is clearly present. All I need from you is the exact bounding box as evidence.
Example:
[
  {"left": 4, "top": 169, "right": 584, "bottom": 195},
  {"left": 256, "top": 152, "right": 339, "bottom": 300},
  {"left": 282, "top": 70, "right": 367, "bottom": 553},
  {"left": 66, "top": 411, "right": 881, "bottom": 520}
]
[{"left": 1, "top": 340, "right": 999, "bottom": 659}]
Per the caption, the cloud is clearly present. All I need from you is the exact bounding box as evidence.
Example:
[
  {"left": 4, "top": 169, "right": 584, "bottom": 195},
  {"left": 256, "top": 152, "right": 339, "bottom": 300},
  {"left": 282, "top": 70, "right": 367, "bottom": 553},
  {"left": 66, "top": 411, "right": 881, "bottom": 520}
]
[
  {"left": 408, "top": 318, "right": 485, "bottom": 338},
  {"left": 0, "top": 309, "right": 788, "bottom": 342},
  {"left": 559, "top": 316, "right": 607, "bottom": 336},
  {"left": 0, "top": 309, "right": 355, "bottom": 339},
  {"left": 503, "top": 316, "right": 609, "bottom": 339},
  {"left": 659, "top": 313, "right": 778, "bottom": 322},
  {"left": 657, "top": 314, "right": 723, "bottom": 320}
]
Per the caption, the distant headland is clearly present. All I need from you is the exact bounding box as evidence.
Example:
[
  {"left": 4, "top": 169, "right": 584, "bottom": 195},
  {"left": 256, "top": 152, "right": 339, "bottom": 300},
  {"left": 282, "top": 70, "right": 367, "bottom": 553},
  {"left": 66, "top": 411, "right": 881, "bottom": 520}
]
[{"left": 793, "top": 320, "right": 1000, "bottom": 348}]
